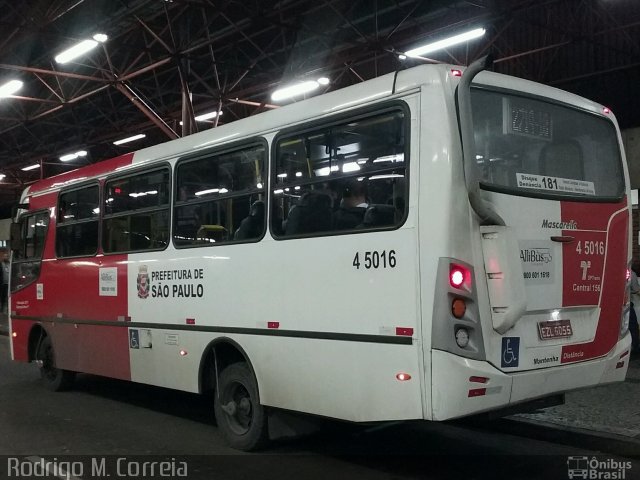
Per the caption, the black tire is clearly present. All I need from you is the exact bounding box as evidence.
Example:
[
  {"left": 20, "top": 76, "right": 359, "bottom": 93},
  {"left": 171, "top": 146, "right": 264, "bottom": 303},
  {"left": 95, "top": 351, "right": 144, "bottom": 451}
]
[
  {"left": 214, "top": 362, "right": 268, "bottom": 451},
  {"left": 37, "top": 336, "right": 75, "bottom": 392}
]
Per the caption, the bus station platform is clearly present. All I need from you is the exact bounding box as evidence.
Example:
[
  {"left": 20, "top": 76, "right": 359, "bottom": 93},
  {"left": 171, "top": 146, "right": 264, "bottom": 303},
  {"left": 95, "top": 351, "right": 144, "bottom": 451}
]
[{"left": 0, "top": 312, "right": 638, "bottom": 450}]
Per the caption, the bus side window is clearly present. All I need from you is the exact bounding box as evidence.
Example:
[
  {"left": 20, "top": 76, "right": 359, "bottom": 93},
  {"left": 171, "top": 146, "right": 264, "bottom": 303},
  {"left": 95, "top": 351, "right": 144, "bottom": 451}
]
[
  {"left": 272, "top": 108, "right": 408, "bottom": 238},
  {"left": 56, "top": 184, "right": 99, "bottom": 258},
  {"left": 102, "top": 168, "right": 170, "bottom": 254},
  {"left": 174, "top": 142, "right": 266, "bottom": 247}
]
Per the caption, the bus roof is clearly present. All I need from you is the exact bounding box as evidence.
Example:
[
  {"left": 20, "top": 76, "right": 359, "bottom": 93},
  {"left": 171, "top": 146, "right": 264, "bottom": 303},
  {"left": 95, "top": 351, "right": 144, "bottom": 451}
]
[{"left": 24, "top": 63, "right": 612, "bottom": 199}]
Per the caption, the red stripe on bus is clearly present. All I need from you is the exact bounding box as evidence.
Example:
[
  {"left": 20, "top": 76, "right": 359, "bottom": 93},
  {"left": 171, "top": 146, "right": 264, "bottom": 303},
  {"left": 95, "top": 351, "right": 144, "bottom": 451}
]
[{"left": 560, "top": 203, "right": 628, "bottom": 364}]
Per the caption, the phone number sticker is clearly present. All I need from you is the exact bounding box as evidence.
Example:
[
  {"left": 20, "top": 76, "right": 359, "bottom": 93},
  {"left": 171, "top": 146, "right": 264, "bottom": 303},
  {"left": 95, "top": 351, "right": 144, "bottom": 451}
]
[{"left": 519, "top": 240, "right": 554, "bottom": 285}]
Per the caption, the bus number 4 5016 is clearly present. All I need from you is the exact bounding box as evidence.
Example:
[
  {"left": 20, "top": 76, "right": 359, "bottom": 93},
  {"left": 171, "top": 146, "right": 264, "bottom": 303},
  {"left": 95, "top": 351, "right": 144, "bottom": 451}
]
[{"left": 353, "top": 250, "right": 397, "bottom": 269}]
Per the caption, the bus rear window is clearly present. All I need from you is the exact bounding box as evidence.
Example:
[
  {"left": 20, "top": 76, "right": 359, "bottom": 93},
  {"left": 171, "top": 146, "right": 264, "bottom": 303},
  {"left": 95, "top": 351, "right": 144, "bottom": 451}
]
[{"left": 471, "top": 89, "right": 624, "bottom": 200}]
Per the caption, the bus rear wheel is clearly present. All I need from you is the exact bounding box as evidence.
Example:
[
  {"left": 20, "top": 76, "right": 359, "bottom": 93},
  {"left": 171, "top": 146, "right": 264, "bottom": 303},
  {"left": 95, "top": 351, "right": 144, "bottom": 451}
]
[
  {"left": 214, "top": 362, "right": 268, "bottom": 451},
  {"left": 37, "top": 336, "right": 75, "bottom": 391}
]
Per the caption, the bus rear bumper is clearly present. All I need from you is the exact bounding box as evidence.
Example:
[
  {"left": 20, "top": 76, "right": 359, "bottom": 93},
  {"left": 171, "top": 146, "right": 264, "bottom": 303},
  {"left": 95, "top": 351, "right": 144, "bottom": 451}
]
[{"left": 431, "top": 336, "right": 631, "bottom": 421}]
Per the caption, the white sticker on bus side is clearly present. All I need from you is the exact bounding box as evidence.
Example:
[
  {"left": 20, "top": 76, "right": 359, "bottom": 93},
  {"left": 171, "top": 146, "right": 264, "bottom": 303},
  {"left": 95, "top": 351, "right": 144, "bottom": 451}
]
[
  {"left": 99, "top": 267, "right": 118, "bottom": 297},
  {"left": 519, "top": 240, "right": 555, "bottom": 285},
  {"left": 516, "top": 173, "right": 595, "bottom": 196}
]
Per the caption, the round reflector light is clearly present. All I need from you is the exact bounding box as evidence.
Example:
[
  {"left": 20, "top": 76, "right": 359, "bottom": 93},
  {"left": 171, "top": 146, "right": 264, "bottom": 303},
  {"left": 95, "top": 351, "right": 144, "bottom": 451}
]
[{"left": 455, "top": 328, "right": 470, "bottom": 348}]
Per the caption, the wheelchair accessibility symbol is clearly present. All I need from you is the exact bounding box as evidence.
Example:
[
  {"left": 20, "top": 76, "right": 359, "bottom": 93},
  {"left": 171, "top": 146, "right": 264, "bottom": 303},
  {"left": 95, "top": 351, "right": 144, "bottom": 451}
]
[
  {"left": 501, "top": 337, "right": 520, "bottom": 368},
  {"left": 129, "top": 329, "right": 140, "bottom": 349}
]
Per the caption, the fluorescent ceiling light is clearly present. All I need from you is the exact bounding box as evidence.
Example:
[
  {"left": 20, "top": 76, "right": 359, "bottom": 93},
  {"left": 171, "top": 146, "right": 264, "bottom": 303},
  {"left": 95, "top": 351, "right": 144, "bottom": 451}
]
[
  {"left": 0, "top": 174, "right": 5, "bottom": 180},
  {"left": 22, "top": 164, "right": 40, "bottom": 171},
  {"left": 113, "top": 134, "right": 146, "bottom": 146},
  {"left": 59, "top": 150, "right": 87, "bottom": 162},
  {"left": 195, "top": 111, "right": 222, "bottom": 122},
  {"left": 55, "top": 34, "right": 108, "bottom": 64},
  {"left": 404, "top": 27, "right": 486, "bottom": 58},
  {"left": 0, "top": 80, "right": 23, "bottom": 98},
  {"left": 271, "top": 77, "right": 330, "bottom": 102}
]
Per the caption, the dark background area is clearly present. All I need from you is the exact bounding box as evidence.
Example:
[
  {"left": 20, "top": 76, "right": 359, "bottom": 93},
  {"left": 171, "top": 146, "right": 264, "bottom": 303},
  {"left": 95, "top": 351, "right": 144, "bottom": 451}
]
[{"left": 0, "top": 0, "right": 638, "bottom": 214}]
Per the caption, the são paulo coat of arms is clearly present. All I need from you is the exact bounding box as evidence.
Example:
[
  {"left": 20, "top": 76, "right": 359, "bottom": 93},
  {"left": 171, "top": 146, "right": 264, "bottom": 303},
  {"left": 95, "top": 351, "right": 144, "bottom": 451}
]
[{"left": 137, "top": 265, "right": 150, "bottom": 299}]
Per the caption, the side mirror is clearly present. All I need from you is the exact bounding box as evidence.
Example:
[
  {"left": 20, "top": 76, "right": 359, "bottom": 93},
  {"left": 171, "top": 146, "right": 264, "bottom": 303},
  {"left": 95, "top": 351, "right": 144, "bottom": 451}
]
[
  {"left": 11, "top": 202, "right": 29, "bottom": 220},
  {"left": 10, "top": 222, "right": 21, "bottom": 252}
]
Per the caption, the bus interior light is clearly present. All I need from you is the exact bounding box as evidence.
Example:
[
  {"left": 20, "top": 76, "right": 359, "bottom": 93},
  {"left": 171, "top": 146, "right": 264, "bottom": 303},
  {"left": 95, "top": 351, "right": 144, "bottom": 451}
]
[
  {"left": 450, "top": 69, "right": 463, "bottom": 77},
  {"left": 396, "top": 372, "right": 412, "bottom": 381}
]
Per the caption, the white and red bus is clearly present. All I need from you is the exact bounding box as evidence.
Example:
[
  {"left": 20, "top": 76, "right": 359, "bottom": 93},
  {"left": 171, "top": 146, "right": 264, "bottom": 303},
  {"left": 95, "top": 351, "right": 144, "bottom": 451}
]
[{"left": 9, "top": 58, "right": 632, "bottom": 450}]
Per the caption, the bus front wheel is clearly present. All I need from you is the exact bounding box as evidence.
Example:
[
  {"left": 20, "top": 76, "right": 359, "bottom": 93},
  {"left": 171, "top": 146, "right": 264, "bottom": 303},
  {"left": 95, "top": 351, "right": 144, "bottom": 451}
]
[
  {"left": 37, "top": 336, "right": 75, "bottom": 391},
  {"left": 214, "top": 362, "right": 268, "bottom": 451}
]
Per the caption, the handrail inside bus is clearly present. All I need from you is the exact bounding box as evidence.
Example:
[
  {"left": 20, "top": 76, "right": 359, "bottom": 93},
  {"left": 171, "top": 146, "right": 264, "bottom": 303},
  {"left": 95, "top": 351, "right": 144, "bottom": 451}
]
[{"left": 457, "top": 54, "right": 506, "bottom": 227}]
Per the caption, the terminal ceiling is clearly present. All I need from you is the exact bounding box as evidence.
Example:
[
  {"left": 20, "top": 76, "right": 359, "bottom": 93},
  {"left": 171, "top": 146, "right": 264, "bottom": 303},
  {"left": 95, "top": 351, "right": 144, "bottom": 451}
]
[{"left": 0, "top": 0, "right": 638, "bottom": 208}]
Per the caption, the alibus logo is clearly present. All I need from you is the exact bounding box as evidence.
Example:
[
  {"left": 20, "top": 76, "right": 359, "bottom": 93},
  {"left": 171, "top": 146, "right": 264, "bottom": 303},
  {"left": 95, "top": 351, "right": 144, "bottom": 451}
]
[
  {"left": 567, "top": 456, "right": 632, "bottom": 479},
  {"left": 520, "top": 247, "right": 552, "bottom": 264}
]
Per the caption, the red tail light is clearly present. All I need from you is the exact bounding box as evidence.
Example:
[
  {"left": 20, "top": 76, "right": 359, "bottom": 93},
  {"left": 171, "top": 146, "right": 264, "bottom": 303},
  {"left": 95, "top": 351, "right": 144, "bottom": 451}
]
[{"left": 450, "top": 264, "right": 470, "bottom": 289}]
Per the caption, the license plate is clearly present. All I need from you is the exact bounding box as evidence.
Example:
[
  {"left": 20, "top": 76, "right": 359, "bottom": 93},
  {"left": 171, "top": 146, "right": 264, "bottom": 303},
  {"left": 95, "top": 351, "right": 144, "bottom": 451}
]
[{"left": 537, "top": 319, "right": 573, "bottom": 340}]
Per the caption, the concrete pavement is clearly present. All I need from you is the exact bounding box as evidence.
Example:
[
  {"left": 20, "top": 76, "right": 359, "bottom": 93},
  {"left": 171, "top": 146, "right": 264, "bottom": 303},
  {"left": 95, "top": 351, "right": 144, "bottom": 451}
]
[{"left": 1, "top": 314, "right": 638, "bottom": 453}]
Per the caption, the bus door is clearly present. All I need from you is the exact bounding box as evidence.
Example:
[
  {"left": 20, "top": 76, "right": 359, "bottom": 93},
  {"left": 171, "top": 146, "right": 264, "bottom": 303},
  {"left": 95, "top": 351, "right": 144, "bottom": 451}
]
[{"left": 471, "top": 88, "right": 628, "bottom": 373}]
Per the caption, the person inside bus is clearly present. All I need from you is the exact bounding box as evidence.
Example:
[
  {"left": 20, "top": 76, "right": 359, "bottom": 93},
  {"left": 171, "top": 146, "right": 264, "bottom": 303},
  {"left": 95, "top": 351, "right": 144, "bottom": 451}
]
[
  {"left": 234, "top": 200, "right": 265, "bottom": 240},
  {"left": 333, "top": 179, "right": 368, "bottom": 230},
  {"left": 175, "top": 186, "right": 202, "bottom": 243}
]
